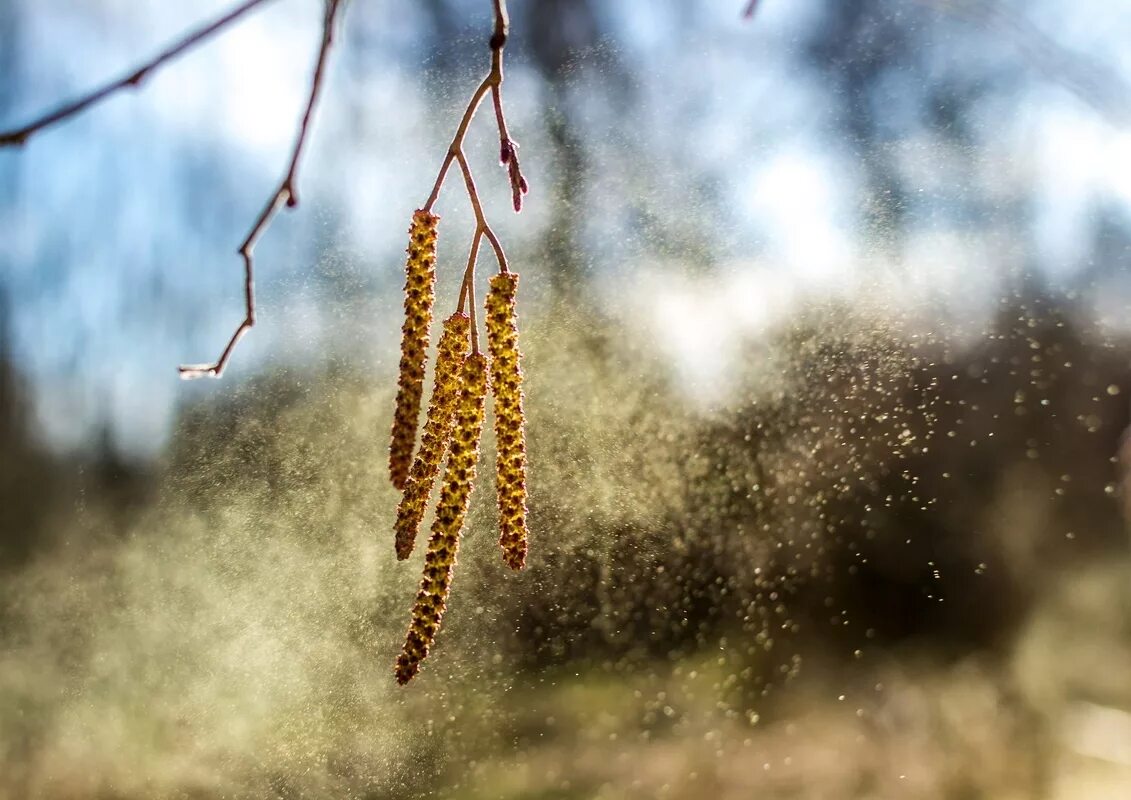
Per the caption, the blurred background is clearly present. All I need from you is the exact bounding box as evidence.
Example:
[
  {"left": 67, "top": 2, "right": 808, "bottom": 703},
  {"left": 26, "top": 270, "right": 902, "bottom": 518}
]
[{"left": 2, "top": 0, "right": 1131, "bottom": 797}]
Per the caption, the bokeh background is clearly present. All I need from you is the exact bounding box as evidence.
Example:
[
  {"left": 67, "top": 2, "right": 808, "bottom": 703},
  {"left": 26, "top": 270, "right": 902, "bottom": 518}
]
[{"left": 3, "top": 0, "right": 1131, "bottom": 797}]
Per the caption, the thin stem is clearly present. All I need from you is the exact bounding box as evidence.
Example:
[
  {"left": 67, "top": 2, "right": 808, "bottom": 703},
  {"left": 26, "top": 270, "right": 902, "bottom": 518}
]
[
  {"left": 420, "top": 0, "right": 513, "bottom": 207},
  {"left": 491, "top": 86, "right": 510, "bottom": 145},
  {"left": 411, "top": 0, "right": 520, "bottom": 373},
  {"left": 459, "top": 228, "right": 484, "bottom": 354},
  {"left": 487, "top": 0, "right": 528, "bottom": 214},
  {"left": 457, "top": 229, "right": 481, "bottom": 313},
  {"left": 422, "top": 0, "right": 526, "bottom": 254},
  {"left": 0, "top": 0, "right": 280, "bottom": 148},
  {"left": 458, "top": 274, "right": 469, "bottom": 315},
  {"left": 480, "top": 225, "right": 510, "bottom": 275},
  {"left": 179, "top": 0, "right": 343, "bottom": 378},
  {"left": 467, "top": 238, "right": 481, "bottom": 356},
  {"left": 454, "top": 152, "right": 487, "bottom": 231},
  {"left": 422, "top": 76, "right": 493, "bottom": 212},
  {"left": 455, "top": 151, "right": 511, "bottom": 275},
  {"left": 491, "top": 0, "right": 509, "bottom": 47}
]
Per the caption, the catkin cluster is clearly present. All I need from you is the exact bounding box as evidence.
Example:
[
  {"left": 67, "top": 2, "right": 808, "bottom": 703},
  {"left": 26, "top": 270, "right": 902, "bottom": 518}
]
[
  {"left": 395, "top": 354, "right": 488, "bottom": 685},
  {"left": 394, "top": 313, "right": 471, "bottom": 560},
  {"left": 485, "top": 272, "right": 529, "bottom": 570},
  {"left": 389, "top": 209, "right": 440, "bottom": 490}
]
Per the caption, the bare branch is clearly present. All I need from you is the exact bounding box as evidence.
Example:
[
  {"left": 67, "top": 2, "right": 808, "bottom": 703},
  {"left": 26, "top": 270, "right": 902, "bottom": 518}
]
[
  {"left": 493, "top": 86, "right": 528, "bottom": 213},
  {"left": 179, "top": 0, "right": 344, "bottom": 379},
  {"left": 455, "top": 151, "right": 511, "bottom": 274},
  {"left": 488, "top": 0, "right": 528, "bottom": 213},
  {"left": 423, "top": 0, "right": 521, "bottom": 294},
  {"left": 422, "top": 76, "right": 493, "bottom": 213},
  {"left": 490, "top": 0, "right": 509, "bottom": 47},
  {"left": 0, "top": 0, "right": 280, "bottom": 148},
  {"left": 466, "top": 240, "right": 481, "bottom": 356}
]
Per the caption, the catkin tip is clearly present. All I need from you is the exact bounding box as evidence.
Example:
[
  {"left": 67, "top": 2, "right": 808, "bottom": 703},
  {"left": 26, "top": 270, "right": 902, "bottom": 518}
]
[
  {"left": 486, "top": 272, "right": 529, "bottom": 571},
  {"left": 389, "top": 210, "right": 440, "bottom": 490},
  {"left": 395, "top": 354, "right": 488, "bottom": 683}
]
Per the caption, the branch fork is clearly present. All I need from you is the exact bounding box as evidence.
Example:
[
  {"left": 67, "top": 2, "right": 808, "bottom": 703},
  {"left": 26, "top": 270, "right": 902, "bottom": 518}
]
[
  {"left": 421, "top": 0, "right": 528, "bottom": 358},
  {"left": 179, "top": 0, "right": 344, "bottom": 378},
  {"left": 0, "top": 0, "right": 344, "bottom": 378}
]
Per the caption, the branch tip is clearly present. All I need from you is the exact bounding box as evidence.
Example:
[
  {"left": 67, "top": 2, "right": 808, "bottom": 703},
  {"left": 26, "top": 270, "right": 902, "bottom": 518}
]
[
  {"left": 0, "top": 0, "right": 280, "bottom": 148},
  {"left": 178, "top": 0, "right": 342, "bottom": 376}
]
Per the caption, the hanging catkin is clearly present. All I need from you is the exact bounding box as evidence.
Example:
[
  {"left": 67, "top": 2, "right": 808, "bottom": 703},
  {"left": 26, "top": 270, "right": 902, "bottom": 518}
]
[
  {"left": 485, "top": 272, "right": 529, "bottom": 570},
  {"left": 394, "top": 312, "right": 471, "bottom": 560},
  {"left": 394, "top": 354, "right": 488, "bottom": 685},
  {"left": 388, "top": 209, "right": 439, "bottom": 490}
]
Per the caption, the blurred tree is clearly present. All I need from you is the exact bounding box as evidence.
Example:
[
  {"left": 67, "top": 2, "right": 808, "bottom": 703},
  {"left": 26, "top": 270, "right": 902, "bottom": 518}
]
[
  {"left": 519, "top": 0, "right": 601, "bottom": 303},
  {"left": 0, "top": 290, "right": 59, "bottom": 566}
]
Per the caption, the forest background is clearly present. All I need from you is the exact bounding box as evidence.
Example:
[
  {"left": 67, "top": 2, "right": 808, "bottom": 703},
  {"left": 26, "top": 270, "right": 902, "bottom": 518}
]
[{"left": 3, "top": 0, "right": 1131, "bottom": 797}]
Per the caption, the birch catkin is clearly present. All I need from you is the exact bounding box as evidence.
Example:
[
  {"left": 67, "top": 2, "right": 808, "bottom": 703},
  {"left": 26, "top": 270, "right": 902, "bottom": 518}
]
[
  {"left": 485, "top": 272, "right": 529, "bottom": 570},
  {"left": 395, "top": 354, "right": 489, "bottom": 685},
  {"left": 394, "top": 312, "right": 471, "bottom": 560},
  {"left": 389, "top": 209, "right": 440, "bottom": 490}
]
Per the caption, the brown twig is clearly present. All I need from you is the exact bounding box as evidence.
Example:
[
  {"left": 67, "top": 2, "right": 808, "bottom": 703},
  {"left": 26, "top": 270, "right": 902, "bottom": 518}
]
[
  {"left": 455, "top": 151, "right": 511, "bottom": 275},
  {"left": 179, "top": 0, "right": 344, "bottom": 378},
  {"left": 467, "top": 245, "right": 481, "bottom": 356},
  {"left": 456, "top": 228, "right": 485, "bottom": 355},
  {"left": 742, "top": 0, "right": 760, "bottom": 18},
  {"left": 0, "top": 0, "right": 280, "bottom": 148},
  {"left": 422, "top": 0, "right": 524, "bottom": 332},
  {"left": 457, "top": 230, "right": 482, "bottom": 316},
  {"left": 488, "top": 0, "right": 528, "bottom": 215}
]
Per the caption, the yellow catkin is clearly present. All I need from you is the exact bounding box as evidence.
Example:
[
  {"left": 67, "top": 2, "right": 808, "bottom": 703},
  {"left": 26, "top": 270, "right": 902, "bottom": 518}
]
[
  {"left": 389, "top": 209, "right": 440, "bottom": 490},
  {"left": 394, "top": 313, "right": 471, "bottom": 560},
  {"left": 485, "top": 272, "right": 529, "bottom": 571},
  {"left": 395, "top": 354, "right": 489, "bottom": 685}
]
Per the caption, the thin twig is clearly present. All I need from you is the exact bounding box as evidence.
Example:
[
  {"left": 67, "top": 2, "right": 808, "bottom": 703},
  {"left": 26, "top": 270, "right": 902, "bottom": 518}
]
[
  {"left": 455, "top": 151, "right": 511, "bottom": 275},
  {"left": 492, "top": 86, "right": 527, "bottom": 213},
  {"left": 459, "top": 229, "right": 484, "bottom": 354},
  {"left": 742, "top": 0, "right": 760, "bottom": 19},
  {"left": 467, "top": 260, "right": 480, "bottom": 356},
  {"left": 422, "top": 76, "right": 493, "bottom": 213},
  {"left": 0, "top": 0, "right": 280, "bottom": 148},
  {"left": 421, "top": 0, "right": 523, "bottom": 284},
  {"left": 179, "top": 0, "right": 344, "bottom": 378},
  {"left": 488, "top": 0, "right": 527, "bottom": 213},
  {"left": 490, "top": 0, "right": 509, "bottom": 45}
]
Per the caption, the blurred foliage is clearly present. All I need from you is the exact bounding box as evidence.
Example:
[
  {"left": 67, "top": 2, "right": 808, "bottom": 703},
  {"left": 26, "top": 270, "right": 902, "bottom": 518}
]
[{"left": 2, "top": 287, "right": 1131, "bottom": 798}]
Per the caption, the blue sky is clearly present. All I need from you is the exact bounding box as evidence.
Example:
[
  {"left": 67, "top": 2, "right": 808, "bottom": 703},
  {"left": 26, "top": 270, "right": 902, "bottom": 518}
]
[{"left": 2, "top": 0, "right": 1130, "bottom": 456}]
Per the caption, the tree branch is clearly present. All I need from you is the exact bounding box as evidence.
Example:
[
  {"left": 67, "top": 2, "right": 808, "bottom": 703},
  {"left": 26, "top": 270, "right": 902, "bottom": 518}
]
[
  {"left": 488, "top": 0, "right": 528, "bottom": 214},
  {"left": 6, "top": 0, "right": 521, "bottom": 378},
  {"left": 455, "top": 151, "right": 511, "bottom": 275},
  {"left": 421, "top": 0, "right": 521, "bottom": 358},
  {"left": 178, "top": 0, "right": 344, "bottom": 379},
  {"left": 422, "top": 76, "right": 493, "bottom": 213},
  {"left": 0, "top": 0, "right": 280, "bottom": 148}
]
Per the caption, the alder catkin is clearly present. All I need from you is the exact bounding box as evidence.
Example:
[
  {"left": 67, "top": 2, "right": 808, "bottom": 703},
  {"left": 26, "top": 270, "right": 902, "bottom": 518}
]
[
  {"left": 389, "top": 209, "right": 439, "bottom": 490},
  {"left": 395, "top": 354, "right": 489, "bottom": 685},
  {"left": 485, "top": 272, "right": 529, "bottom": 570},
  {"left": 394, "top": 313, "right": 471, "bottom": 560}
]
